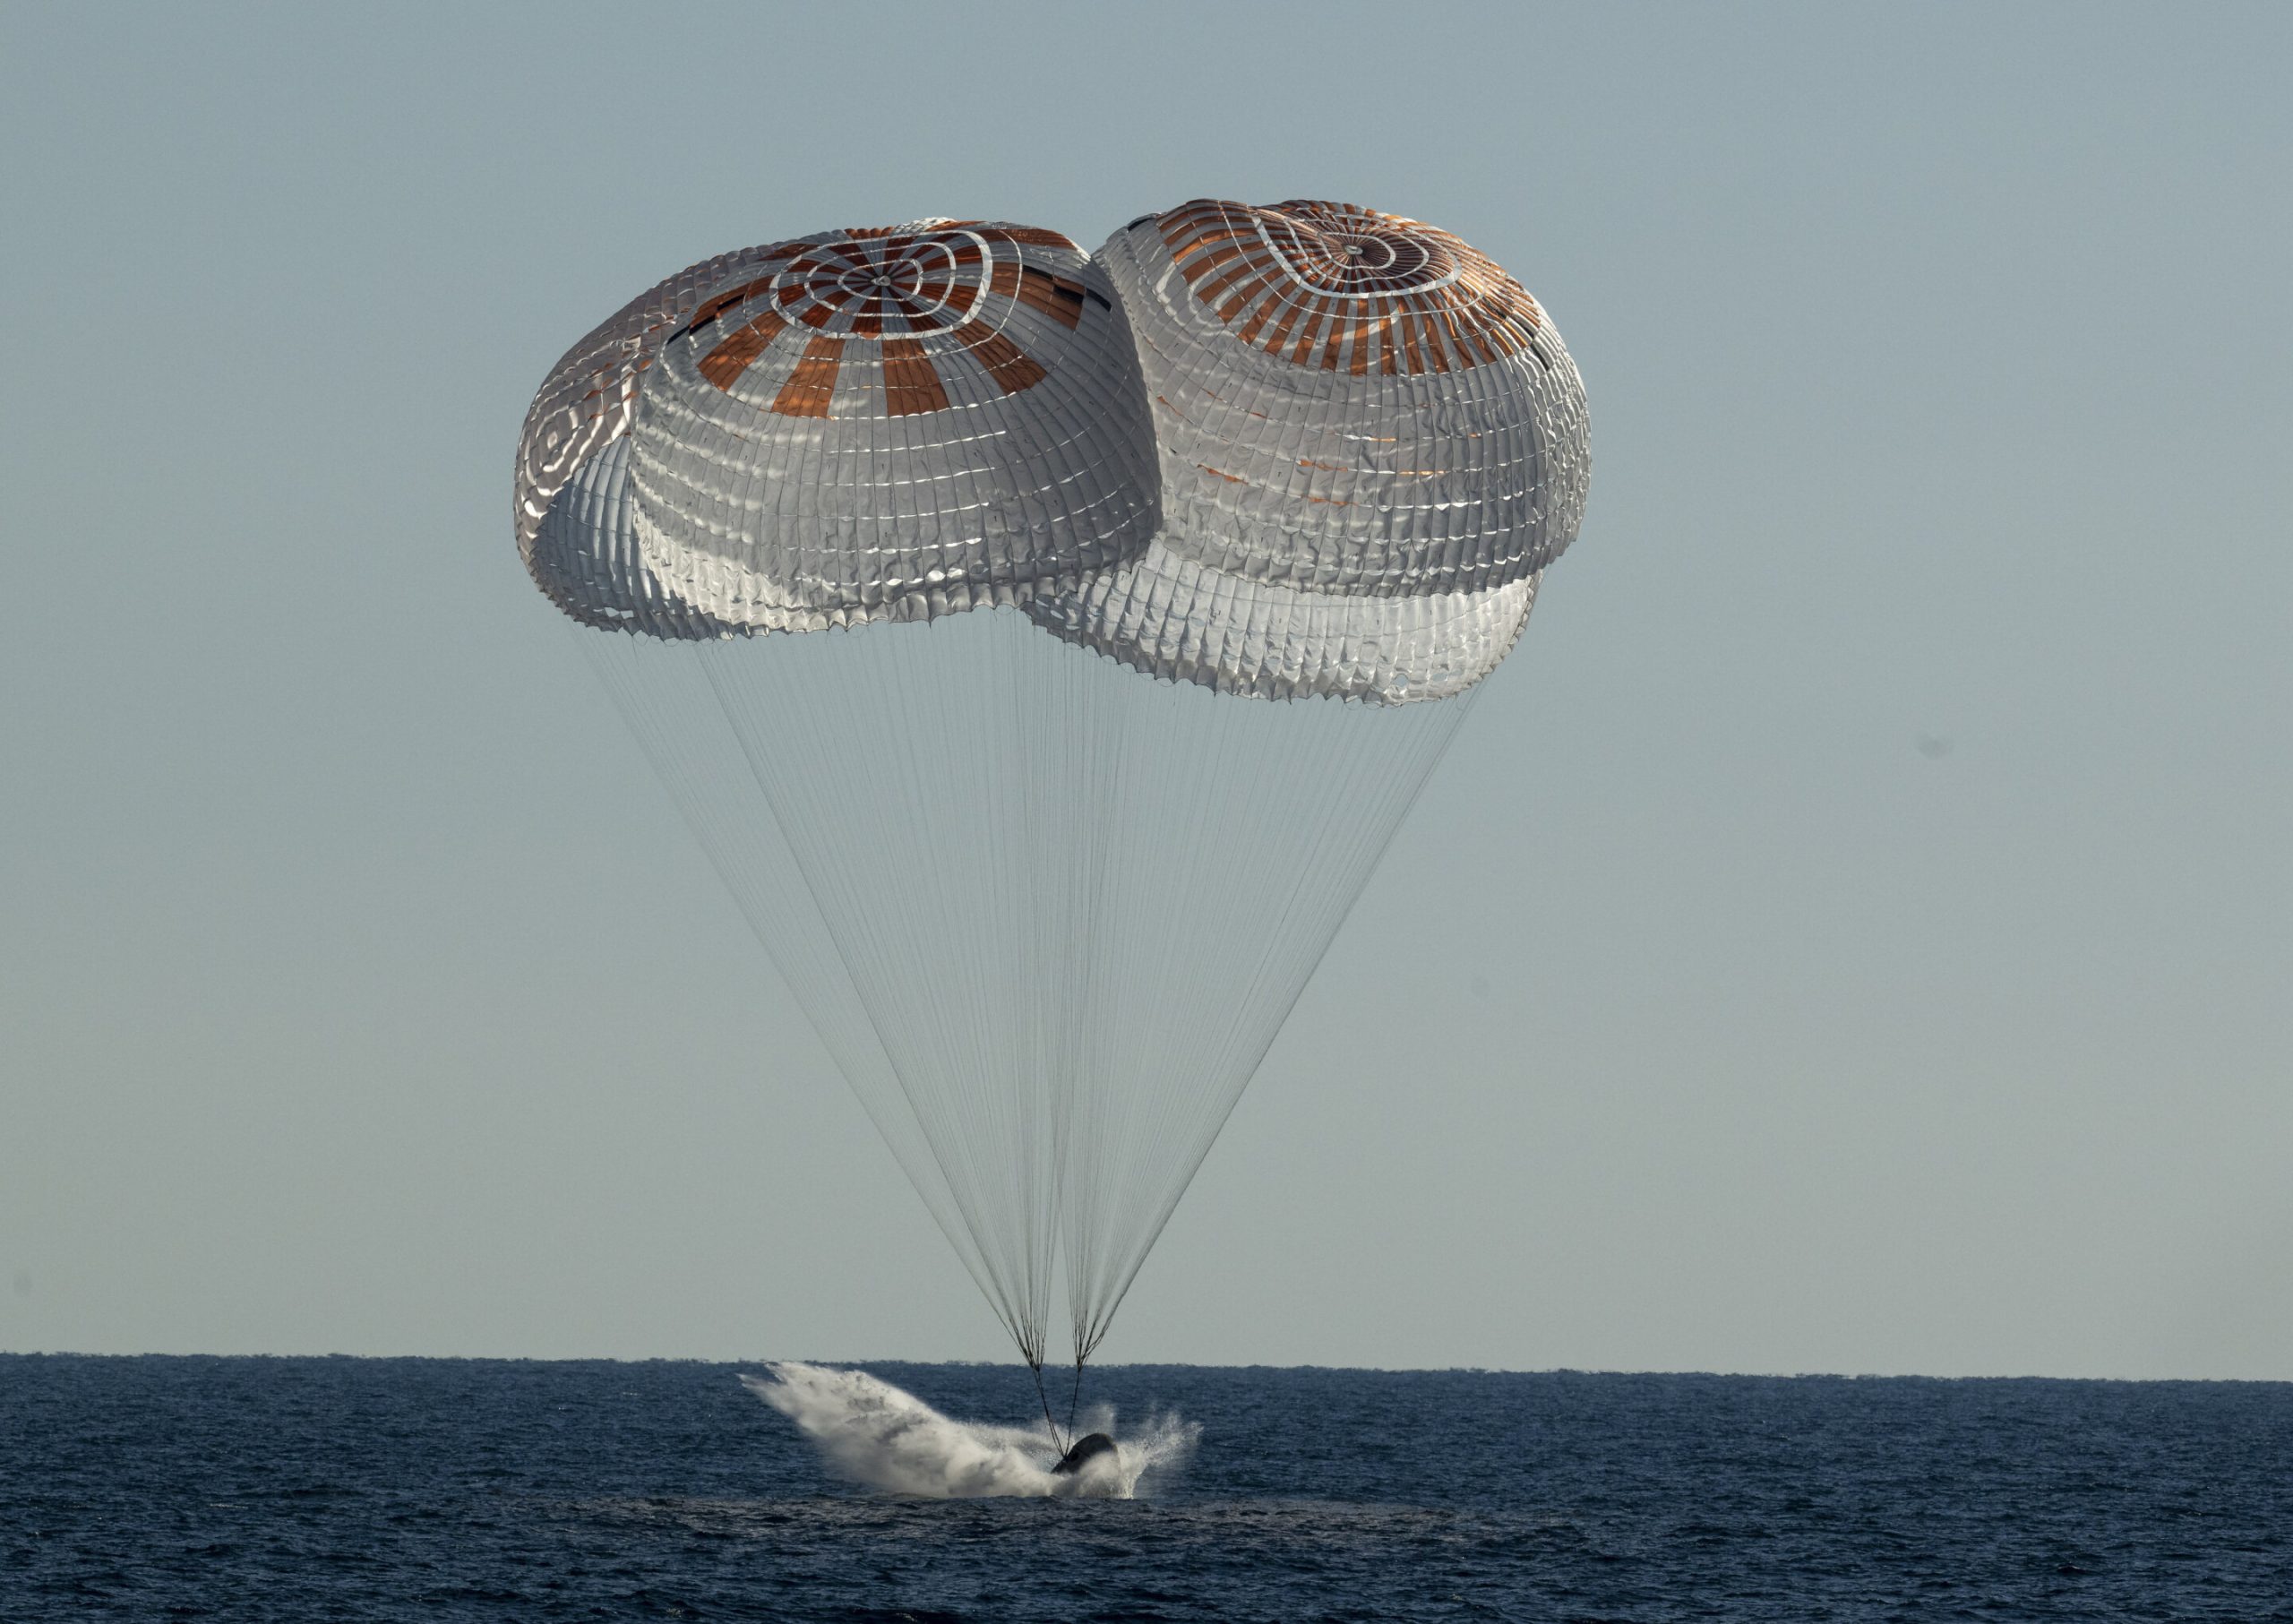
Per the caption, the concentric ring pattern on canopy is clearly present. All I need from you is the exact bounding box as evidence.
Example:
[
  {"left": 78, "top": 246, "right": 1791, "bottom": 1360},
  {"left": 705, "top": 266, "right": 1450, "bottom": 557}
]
[
  {"left": 1028, "top": 198, "right": 1587, "bottom": 703},
  {"left": 629, "top": 222, "right": 1160, "bottom": 632},
  {"left": 516, "top": 245, "right": 783, "bottom": 638}
]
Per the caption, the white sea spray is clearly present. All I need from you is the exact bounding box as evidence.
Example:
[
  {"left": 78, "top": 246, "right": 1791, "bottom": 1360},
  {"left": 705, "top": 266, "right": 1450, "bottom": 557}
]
[{"left": 742, "top": 1362, "right": 1197, "bottom": 1499}]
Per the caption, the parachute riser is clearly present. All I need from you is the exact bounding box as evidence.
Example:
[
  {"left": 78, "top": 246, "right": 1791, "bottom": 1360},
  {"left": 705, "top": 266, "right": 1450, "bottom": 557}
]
[{"left": 1027, "top": 1358, "right": 1069, "bottom": 1458}]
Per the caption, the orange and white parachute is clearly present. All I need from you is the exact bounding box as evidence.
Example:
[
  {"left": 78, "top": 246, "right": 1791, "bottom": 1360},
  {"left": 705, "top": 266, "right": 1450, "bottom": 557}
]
[
  {"left": 1030, "top": 199, "right": 1587, "bottom": 701},
  {"left": 511, "top": 201, "right": 1588, "bottom": 1422}
]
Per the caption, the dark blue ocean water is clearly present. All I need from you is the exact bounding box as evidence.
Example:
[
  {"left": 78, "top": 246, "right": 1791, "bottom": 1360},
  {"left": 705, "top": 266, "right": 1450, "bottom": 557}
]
[{"left": 4, "top": 1356, "right": 2289, "bottom": 1621}]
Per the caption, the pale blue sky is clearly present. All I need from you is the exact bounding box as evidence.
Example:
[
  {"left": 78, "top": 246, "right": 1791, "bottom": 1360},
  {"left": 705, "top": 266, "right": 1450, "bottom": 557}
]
[{"left": 4, "top": 1, "right": 2288, "bottom": 1377}]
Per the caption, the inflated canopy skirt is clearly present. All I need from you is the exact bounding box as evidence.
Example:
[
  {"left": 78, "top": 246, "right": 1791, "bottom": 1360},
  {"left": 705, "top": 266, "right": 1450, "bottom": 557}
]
[{"left": 1030, "top": 538, "right": 1540, "bottom": 703}]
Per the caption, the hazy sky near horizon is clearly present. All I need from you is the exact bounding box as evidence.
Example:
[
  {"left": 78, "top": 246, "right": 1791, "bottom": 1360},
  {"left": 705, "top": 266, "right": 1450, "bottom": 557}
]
[{"left": 4, "top": 1, "right": 2289, "bottom": 1379}]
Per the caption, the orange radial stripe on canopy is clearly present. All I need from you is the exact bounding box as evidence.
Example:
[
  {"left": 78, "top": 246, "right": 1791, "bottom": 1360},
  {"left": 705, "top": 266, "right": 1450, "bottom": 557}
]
[
  {"left": 1157, "top": 199, "right": 1547, "bottom": 376},
  {"left": 683, "top": 276, "right": 777, "bottom": 337},
  {"left": 771, "top": 335, "right": 844, "bottom": 417},
  {"left": 698, "top": 311, "right": 788, "bottom": 391},
  {"left": 880, "top": 337, "right": 950, "bottom": 416},
  {"left": 951, "top": 323, "right": 1046, "bottom": 394}
]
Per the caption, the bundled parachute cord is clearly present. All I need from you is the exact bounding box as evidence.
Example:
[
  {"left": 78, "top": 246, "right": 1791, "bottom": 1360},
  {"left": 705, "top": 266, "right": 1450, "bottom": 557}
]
[
  {"left": 1029, "top": 1358, "right": 1069, "bottom": 1458},
  {"left": 1063, "top": 1356, "right": 1086, "bottom": 1446}
]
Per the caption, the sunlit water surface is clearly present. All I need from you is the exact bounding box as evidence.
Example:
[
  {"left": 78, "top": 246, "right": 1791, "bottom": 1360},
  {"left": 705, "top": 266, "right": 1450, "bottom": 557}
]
[{"left": 4, "top": 1356, "right": 2289, "bottom": 1620}]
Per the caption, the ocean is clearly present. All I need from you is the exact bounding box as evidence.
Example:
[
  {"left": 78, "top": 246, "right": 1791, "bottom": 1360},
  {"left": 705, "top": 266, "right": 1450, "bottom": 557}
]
[{"left": 3, "top": 1355, "right": 2288, "bottom": 1620}]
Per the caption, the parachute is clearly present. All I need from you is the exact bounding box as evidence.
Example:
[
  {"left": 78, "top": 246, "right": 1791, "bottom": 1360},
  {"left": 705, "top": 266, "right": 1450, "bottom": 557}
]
[{"left": 513, "top": 202, "right": 1588, "bottom": 1443}]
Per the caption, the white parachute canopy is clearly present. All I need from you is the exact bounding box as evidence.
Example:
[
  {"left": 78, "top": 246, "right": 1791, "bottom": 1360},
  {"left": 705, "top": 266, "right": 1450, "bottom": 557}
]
[{"left": 514, "top": 204, "right": 1588, "bottom": 1398}]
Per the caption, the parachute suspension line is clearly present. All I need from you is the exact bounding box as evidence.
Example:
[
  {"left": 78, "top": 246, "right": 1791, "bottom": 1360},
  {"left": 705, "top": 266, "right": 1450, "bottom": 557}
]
[
  {"left": 1064, "top": 1355, "right": 1085, "bottom": 1446},
  {"left": 1028, "top": 1358, "right": 1068, "bottom": 1458},
  {"left": 578, "top": 623, "right": 1047, "bottom": 1359},
  {"left": 580, "top": 610, "right": 1487, "bottom": 1380},
  {"left": 695, "top": 609, "right": 1125, "bottom": 1370},
  {"left": 1056, "top": 671, "right": 1483, "bottom": 1366}
]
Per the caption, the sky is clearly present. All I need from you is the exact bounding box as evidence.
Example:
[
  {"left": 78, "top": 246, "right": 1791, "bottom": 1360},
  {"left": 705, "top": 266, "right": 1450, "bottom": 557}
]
[{"left": 3, "top": 1, "right": 2288, "bottom": 1379}]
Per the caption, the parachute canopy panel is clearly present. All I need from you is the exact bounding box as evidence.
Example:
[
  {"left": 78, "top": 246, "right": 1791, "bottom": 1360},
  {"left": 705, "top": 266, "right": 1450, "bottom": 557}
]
[
  {"left": 1027, "top": 198, "right": 1586, "bottom": 704},
  {"left": 627, "top": 222, "right": 1161, "bottom": 632},
  {"left": 516, "top": 244, "right": 789, "bottom": 639},
  {"left": 1095, "top": 199, "right": 1590, "bottom": 598}
]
